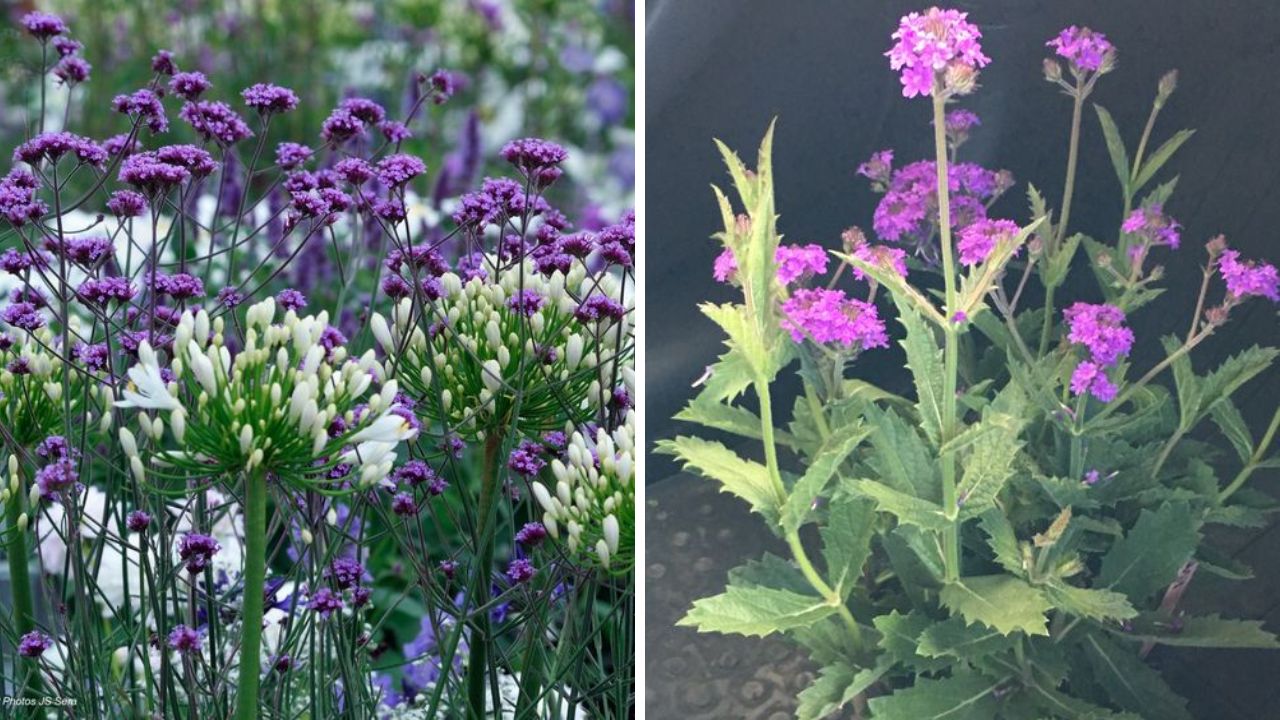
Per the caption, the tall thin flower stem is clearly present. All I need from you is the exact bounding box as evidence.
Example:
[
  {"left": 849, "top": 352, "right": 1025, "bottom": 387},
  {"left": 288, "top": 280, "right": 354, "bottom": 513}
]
[
  {"left": 1219, "top": 405, "right": 1280, "bottom": 503},
  {"left": 1039, "top": 80, "right": 1086, "bottom": 356},
  {"left": 932, "top": 91, "right": 962, "bottom": 583},
  {"left": 466, "top": 432, "right": 506, "bottom": 718},
  {"left": 234, "top": 466, "right": 268, "bottom": 720},
  {"left": 5, "top": 465, "right": 40, "bottom": 709}
]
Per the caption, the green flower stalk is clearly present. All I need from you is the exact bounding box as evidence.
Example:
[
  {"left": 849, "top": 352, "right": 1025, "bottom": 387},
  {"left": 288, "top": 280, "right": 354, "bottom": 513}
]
[
  {"left": 531, "top": 409, "right": 635, "bottom": 574},
  {"left": 113, "top": 299, "right": 416, "bottom": 720}
]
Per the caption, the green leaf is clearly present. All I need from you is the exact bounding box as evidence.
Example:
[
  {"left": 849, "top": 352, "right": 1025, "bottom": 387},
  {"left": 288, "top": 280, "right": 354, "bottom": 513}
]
[
  {"left": 864, "top": 404, "right": 939, "bottom": 499},
  {"left": 728, "top": 553, "right": 811, "bottom": 594},
  {"left": 674, "top": 397, "right": 797, "bottom": 451},
  {"left": 713, "top": 137, "right": 756, "bottom": 211},
  {"left": 678, "top": 584, "right": 835, "bottom": 637},
  {"left": 1081, "top": 631, "right": 1193, "bottom": 720},
  {"left": 699, "top": 302, "right": 768, "bottom": 376},
  {"left": 796, "top": 659, "right": 890, "bottom": 720},
  {"left": 979, "top": 510, "right": 1025, "bottom": 576},
  {"left": 894, "top": 296, "right": 947, "bottom": 447},
  {"left": 1094, "top": 105, "right": 1131, "bottom": 198},
  {"left": 1132, "top": 129, "right": 1195, "bottom": 192},
  {"left": 1096, "top": 501, "right": 1200, "bottom": 601},
  {"left": 850, "top": 478, "right": 950, "bottom": 531},
  {"left": 655, "top": 436, "right": 780, "bottom": 524},
  {"left": 1043, "top": 580, "right": 1138, "bottom": 622},
  {"left": 1104, "top": 613, "right": 1280, "bottom": 648},
  {"left": 822, "top": 497, "right": 876, "bottom": 599},
  {"left": 1199, "top": 345, "right": 1279, "bottom": 419},
  {"left": 697, "top": 349, "right": 755, "bottom": 404},
  {"left": 1210, "top": 400, "right": 1254, "bottom": 465},
  {"left": 1044, "top": 232, "right": 1085, "bottom": 289},
  {"left": 917, "top": 615, "right": 1017, "bottom": 659},
  {"left": 782, "top": 425, "right": 870, "bottom": 532},
  {"left": 956, "top": 412, "right": 1026, "bottom": 519},
  {"left": 865, "top": 672, "right": 1003, "bottom": 720},
  {"left": 940, "top": 575, "right": 1052, "bottom": 636},
  {"left": 873, "top": 610, "right": 949, "bottom": 672}
]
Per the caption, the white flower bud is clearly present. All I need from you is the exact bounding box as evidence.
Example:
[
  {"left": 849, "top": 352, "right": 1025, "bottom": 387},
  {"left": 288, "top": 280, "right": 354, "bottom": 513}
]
[
  {"left": 480, "top": 360, "right": 502, "bottom": 394},
  {"left": 566, "top": 335, "right": 584, "bottom": 369},
  {"left": 371, "top": 314, "right": 394, "bottom": 354},
  {"left": 595, "top": 539, "right": 611, "bottom": 568},
  {"left": 17, "top": 512, "right": 28, "bottom": 533},
  {"left": 239, "top": 425, "right": 254, "bottom": 455},
  {"left": 531, "top": 482, "right": 555, "bottom": 514},
  {"left": 604, "top": 515, "right": 620, "bottom": 554},
  {"left": 130, "top": 456, "right": 146, "bottom": 484},
  {"left": 119, "top": 428, "right": 138, "bottom": 458},
  {"left": 171, "top": 409, "right": 187, "bottom": 444}
]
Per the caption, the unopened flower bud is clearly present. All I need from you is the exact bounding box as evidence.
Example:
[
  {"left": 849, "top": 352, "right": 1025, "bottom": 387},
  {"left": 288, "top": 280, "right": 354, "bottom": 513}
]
[
  {"left": 1206, "top": 234, "right": 1227, "bottom": 258},
  {"left": 841, "top": 227, "right": 867, "bottom": 254},
  {"left": 1043, "top": 58, "right": 1063, "bottom": 83},
  {"left": 943, "top": 63, "right": 978, "bottom": 96}
]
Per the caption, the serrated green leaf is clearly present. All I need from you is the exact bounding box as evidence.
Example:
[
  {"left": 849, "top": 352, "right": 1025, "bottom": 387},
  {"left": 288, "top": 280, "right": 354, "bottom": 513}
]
[
  {"left": 850, "top": 478, "right": 950, "bottom": 530},
  {"left": 655, "top": 436, "right": 780, "bottom": 524},
  {"left": 1082, "top": 632, "right": 1193, "bottom": 720},
  {"left": 822, "top": 497, "right": 876, "bottom": 599},
  {"left": 940, "top": 575, "right": 1052, "bottom": 636},
  {"left": 1210, "top": 400, "right": 1254, "bottom": 465},
  {"left": 1094, "top": 105, "right": 1131, "bottom": 199},
  {"left": 894, "top": 295, "right": 947, "bottom": 447},
  {"left": 1044, "top": 580, "right": 1137, "bottom": 622},
  {"left": 727, "top": 553, "right": 811, "bottom": 594},
  {"left": 979, "top": 509, "right": 1025, "bottom": 576},
  {"left": 917, "top": 615, "right": 1016, "bottom": 659},
  {"left": 674, "top": 397, "right": 798, "bottom": 451},
  {"left": 697, "top": 349, "right": 755, "bottom": 403},
  {"left": 873, "top": 610, "right": 950, "bottom": 672},
  {"left": 1199, "top": 345, "right": 1279, "bottom": 420},
  {"left": 713, "top": 137, "right": 756, "bottom": 210},
  {"left": 795, "top": 659, "right": 890, "bottom": 720},
  {"left": 699, "top": 302, "right": 769, "bottom": 376},
  {"left": 782, "top": 425, "right": 870, "bottom": 532},
  {"left": 864, "top": 404, "right": 939, "bottom": 499},
  {"left": 1097, "top": 501, "right": 1200, "bottom": 601},
  {"left": 1044, "top": 232, "right": 1085, "bottom": 289},
  {"left": 865, "top": 672, "right": 1003, "bottom": 720},
  {"left": 678, "top": 584, "right": 835, "bottom": 637},
  {"left": 956, "top": 383, "right": 1027, "bottom": 519},
  {"left": 1132, "top": 129, "right": 1194, "bottom": 192},
  {"left": 1104, "top": 613, "right": 1280, "bottom": 648}
]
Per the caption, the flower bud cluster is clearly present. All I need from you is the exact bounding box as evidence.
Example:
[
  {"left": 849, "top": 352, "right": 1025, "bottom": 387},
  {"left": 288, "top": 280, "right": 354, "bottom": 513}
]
[{"left": 530, "top": 411, "right": 634, "bottom": 573}]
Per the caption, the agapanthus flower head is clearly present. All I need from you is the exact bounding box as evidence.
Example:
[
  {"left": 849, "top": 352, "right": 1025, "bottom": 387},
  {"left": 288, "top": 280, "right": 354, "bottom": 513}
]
[
  {"left": 1064, "top": 301, "right": 1133, "bottom": 367},
  {"left": 1219, "top": 249, "right": 1279, "bottom": 302},
  {"left": 886, "top": 7, "right": 990, "bottom": 98},
  {"left": 774, "top": 244, "right": 829, "bottom": 285},
  {"left": 957, "top": 218, "right": 1018, "bottom": 265},
  {"left": 168, "top": 625, "right": 202, "bottom": 654},
  {"left": 1121, "top": 203, "right": 1181, "bottom": 249},
  {"left": 14, "top": 132, "right": 107, "bottom": 168},
  {"left": 169, "top": 71, "right": 210, "bottom": 100},
  {"left": 781, "top": 289, "right": 889, "bottom": 350},
  {"left": 179, "top": 100, "right": 253, "bottom": 146},
  {"left": 241, "top": 83, "right": 299, "bottom": 115},
  {"left": 17, "top": 631, "right": 53, "bottom": 658},
  {"left": 21, "top": 12, "right": 67, "bottom": 40},
  {"left": 531, "top": 413, "right": 634, "bottom": 572},
  {"left": 53, "top": 56, "right": 91, "bottom": 86},
  {"left": 1047, "top": 26, "right": 1115, "bottom": 74}
]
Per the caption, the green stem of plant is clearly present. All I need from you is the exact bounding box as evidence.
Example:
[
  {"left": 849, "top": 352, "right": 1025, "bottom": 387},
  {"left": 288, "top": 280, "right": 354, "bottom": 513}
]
[
  {"left": 1219, "top": 405, "right": 1280, "bottom": 503},
  {"left": 1068, "top": 394, "right": 1088, "bottom": 480},
  {"left": 932, "top": 91, "right": 962, "bottom": 584},
  {"left": 234, "top": 466, "right": 268, "bottom": 720},
  {"left": 804, "top": 381, "right": 831, "bottom": 442},
  {"left": 1038, "top": 85, "right": 1085, "bottom": 357},
  {"left": 1088, "top": 329, "right": 1209, "bottom": 427},
  {"left": 6, "top": 477, "right": 40, "bottom": 708},
  {"left": 466, "top": 432, "right": 505, "bottom": 718}
]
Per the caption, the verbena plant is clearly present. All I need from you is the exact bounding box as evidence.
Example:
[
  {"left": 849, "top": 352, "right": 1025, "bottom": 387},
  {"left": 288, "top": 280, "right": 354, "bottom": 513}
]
[
  {"left": 660, "top": 8, "right": 1280, "bottom": 719},
  {"left": 0, "top": 9, "right": 634, "bottom": 720}
]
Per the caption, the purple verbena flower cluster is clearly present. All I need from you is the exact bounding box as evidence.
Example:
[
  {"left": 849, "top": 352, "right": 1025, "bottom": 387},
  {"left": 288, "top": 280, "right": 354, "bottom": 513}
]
[
  {"left": 1065, "top": 302, "right": 1134, "bottom": 402},
  {"left": 887, "top": 7, "right": 990, "bottom": 98}
]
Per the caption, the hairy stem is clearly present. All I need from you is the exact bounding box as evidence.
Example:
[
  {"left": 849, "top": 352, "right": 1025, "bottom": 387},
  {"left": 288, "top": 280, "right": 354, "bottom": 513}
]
[
  {"left": 932, "top": 92, "right": 962, "bottom": 583},
  {"left": 234, "top": 466, "right": 268, "bottom": 720},
  {"left": 1039, "top": 82, "right": 1086, "bottom": 356}
]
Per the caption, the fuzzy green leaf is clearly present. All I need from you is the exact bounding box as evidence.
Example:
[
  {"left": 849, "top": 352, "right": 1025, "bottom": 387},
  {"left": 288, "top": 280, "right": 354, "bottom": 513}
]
[
  {"left": 956, "top": 384, "right": 1028, "bottom": 519},
  {"left": 940, "top": 575, "right": 1052, "bottom": 637},
  {"left": 781, "top": 425, "right": 869, "bottom": 532},
  {"left": 873, "top": 610, "right": 949, "bottom": 672},
  {"left": 1094, "top": 105, "right": 1131, "bottom": 198},
  {"left": 917, "top": 616, "right": 1017, "bottom": 659},
  {"left": 822, "top": 497, "right": 876, "bottom": 599},
  {"left": 865, "top": 672, "right": 1003, "bottom": 720},
  {"left": 851, "top": 479, "right": 950, "bottom": 531},
  {"left": 1210, "top": 400, "right": 1254, "bottom": 465},
  {"left": 674, "top": 397, "right": 797, "bottom": 451},
  {"left": 1044, "top": 580, "right": 1138, "bottom": 623},
  {"left": 979, "top": 509, "right": 1025, "bottom": 576},
  {"left": 1132, "top": 128, "right": 1194, "bottom": 192},
  {"left": 1082, "top": 632, "right": 1193, "bottom": 720},
  {"left": 796, "top": 659, "right": 890, "bottom": 720},
  {"left": 1044, "top": 232, "right": 1085, "bottom": 289},
  {"left": 697, "top": 349, "right": 755, "bottom": 404},
  {"left": 864, "top": 404, "right": 939, "bottom": 499},
  {"left": 1105, "top": 613, "right": 1280, "bottom": 648},
  {"left": 655, "top": 436, "right": 780, "bottom": 524},
  {"left": 678, "top": 584, "right": 835, "bottom": 638},
  {"left": 893, "top": 295, "right": 947, "bottom": 447},
  {"left": 1198, "top": 345, "right": 1279, "bottom": 419},
  {"left": 1097, "top": 501, "right": 1200, "bottom": 601}
]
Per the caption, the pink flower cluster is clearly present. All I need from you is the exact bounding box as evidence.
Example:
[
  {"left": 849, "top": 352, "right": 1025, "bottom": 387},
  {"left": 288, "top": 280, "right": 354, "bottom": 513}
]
[
  {"left": 866, "top": 156, "right": 1010, "bottom": 246},
  {"left": 1219, "top": 250, "right": 1279, "bottom": 302},
  {"left": 1047, "top": 26, "right": 1115, "bottom": 73},
  {"left": 957, "top": 218, "right": 1018, "bottom": 265},
  {"left": 1121, "top": 203, "right": 1181, "bottom": 249},
  {"left": 851, "top": 243, "right": 909, "bottom": 280},
  {"left": 774, "top": 244, "right": 829, "bottom": 284},
  {"left": 887, "top": 7, "right": 990, "bottom": 98},
  {"left": 1064, "top": 302, "right": 1134, "bottom": 402},
  {"left": 781, "top": 289, "right": 888, "bottom": 350}
]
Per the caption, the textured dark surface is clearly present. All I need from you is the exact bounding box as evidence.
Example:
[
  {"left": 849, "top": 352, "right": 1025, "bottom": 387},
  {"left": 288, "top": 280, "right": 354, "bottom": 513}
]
[
  {"left": 646, "top": 472, "right": 1280, "bottom": 719},
  {"left": 645, "top": 0, "right": 1280, "bottom": 481}
]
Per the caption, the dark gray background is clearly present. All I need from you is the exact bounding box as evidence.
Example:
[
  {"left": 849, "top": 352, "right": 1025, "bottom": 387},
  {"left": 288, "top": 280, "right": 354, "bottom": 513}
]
[{"left": 645, "top": 0, "right": 1280, "bottom": 482}]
